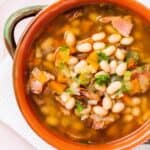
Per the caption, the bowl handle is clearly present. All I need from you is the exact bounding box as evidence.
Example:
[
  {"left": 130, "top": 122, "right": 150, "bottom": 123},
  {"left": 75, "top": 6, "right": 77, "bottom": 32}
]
[{"left": 3, "top": 5, "right": 46, "bottom": 57}]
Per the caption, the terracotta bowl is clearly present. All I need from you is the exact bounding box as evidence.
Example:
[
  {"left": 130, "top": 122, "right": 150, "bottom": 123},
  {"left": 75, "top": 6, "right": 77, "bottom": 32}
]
[{"left": 4, "top": 0, "right": 150, "bottom": 149}]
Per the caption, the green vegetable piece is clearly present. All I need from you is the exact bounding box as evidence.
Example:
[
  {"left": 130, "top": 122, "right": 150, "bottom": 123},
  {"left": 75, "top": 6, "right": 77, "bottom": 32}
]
[
  {"left": 121, "top": 81, "right": 132, "bottom": 93},
  {"left": 123, "top": 71, "right": 131, "bottom": 81},
  {"left": 59, "top": 45, "right": 70, "bottom": 51},
  {"left": 126, "top": 51, "right": 139, "bottom": 63},
  {"left": 76, "top": 101, "right": 84, "bottom": 113},
  {"left": 97, "top": 52, "right": 109, "bottom": 62},
  {"left": 95, "top": 74, "right": 110, "bottom": 85},
  {"left": 111, "top": 74, "right": 123, "bottom": 82}
]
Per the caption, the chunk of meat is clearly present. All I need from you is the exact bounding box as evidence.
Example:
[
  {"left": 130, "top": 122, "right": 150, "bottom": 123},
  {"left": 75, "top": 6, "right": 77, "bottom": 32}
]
[
  {"left": 99, "top": 16, "right": 133, "bottom": 37},
  {"left": 92, "top": 120, "right": 105, "bottom": 130},
  {"left": 130, "top": 71, "right": 150, "bottom": 95},
  {"left": 112, "top": 17, "right": 133, "bottom": 37},
  {"left": 79, "top": 88, "right": 100, "bottom": 101},
  {"left": 138, "top": 72, "right": 150, "bottom": 93},
  {"left": 29, "top": 68, "right": 55, "bottom": 94}
]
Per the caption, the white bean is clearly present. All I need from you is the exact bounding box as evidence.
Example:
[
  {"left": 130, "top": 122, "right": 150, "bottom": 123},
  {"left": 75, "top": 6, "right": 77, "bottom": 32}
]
[
  {"left": 94, "top": 84, "right": 106, "bottom": 92},
  {"left": 60, "top": 92, "right": 70, "bottom": 103},
  {"left": 131, "top": 97, "right": 141, "bottom": 106},
  {"left": 88, "top": 100, "right": 98, "bottom": 105},
  {"left": 95, "top": 71, "right": 107, "bottom": 77},
  {"left": 107, "top": 81, "right": 122, "bottom": 95},
  {"left": 93, "top": 106, "right": 108, "bottom": 117},
  {"left": 102, "top": 95, "right": 112, "bottom": 110},
  {"left": 110, "top": 60, "right": 117, "bottom": 74},
  {"left": 64, "top": 31, "right": 76, "bottom": 46},
  {"left": 92, "top": 32, "right": 106, "bottom": 41},
  {"left": 65, "top": 98, "right": 75, "bottom": 110},
  {"left": 68, "top": 56, "right": 78, "bottom": 65},
  {"left": 93, "top": 42, "right": 106, "bottom": 50},
  {"left": 81, "top": 106, "right": 91, "bottom": 115},
  {"left": 115, "top": 49, "right": 126, "bottom": 61},
  {"left": 103, "top": 45, "right": 116, "bottom": 56},
  {"left": 121, "top": 36, "right": 134, "bottom": 45},
  {"left": 112, "top": 102, "right": 125, "bottom": 113},
  {"left": 76, "top": 42, "right": 92, "bottom": 52},
  {"left": 100, "top": 60, "right": 110, "bottom": 73},
  {"left": 108, "top": 34, "right": 121, "bottom": 44},
  {"left": 116, "top": 62, "right": 127, "bottom": 76},
  {"left": 74, "top": 60, "right": 87, "bottom": 73},
  {"left": 131, "top": 107, "right": 140, "bottom": 116}
]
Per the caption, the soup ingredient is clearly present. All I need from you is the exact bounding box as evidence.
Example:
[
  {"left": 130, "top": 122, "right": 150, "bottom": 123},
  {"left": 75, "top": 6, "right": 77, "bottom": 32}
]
[
  {"left": 92, "top": 32, "right": 106, "bottom": 41},
  {"left": 27, "top": 4, "right": 150, "bottom": 144},
  {"left": 121, "top": 36, "right": 134, "bottom": 45},
  {"left": 64, "top": 31, "right": 76, "bottom": 46},
  {"left": 76, "top": 42, "right": 92, "bottom": 52}
]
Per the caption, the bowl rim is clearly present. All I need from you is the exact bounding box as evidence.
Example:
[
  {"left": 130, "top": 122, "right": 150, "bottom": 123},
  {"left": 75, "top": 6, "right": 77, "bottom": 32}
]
[{"left": 13, "top": 0, "right": 150, "bottom": 149}]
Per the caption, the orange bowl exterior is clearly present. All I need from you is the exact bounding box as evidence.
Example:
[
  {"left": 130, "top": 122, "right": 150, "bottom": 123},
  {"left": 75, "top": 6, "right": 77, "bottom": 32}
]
[{"left": 13, "top": 0, "right": 150, "bottom": 149}]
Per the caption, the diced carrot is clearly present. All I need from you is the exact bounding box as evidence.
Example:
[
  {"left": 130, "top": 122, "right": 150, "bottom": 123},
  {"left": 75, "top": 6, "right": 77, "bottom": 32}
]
[
  {"left": 127, "top": 58, "right": 137, "bottom": 70},
  {"left": 122, "top": 95, "right": 132, "bottom": 106},
  {"left": 70, "top": 47, "right": 77, "bottom": 54},
  {"left": 87, "top": 51, "right": 99, "bottom": 70},
  {"left": 55, "top": 47, "right": 70, "bottom": 67},
  {"left": 131, "top": 78, "right": 141, "bottom": 94},
  {"left": 49, "top": 81, "right": 67, "bottom": 94},
  {"left": 57, "top": 73, "right": 69, "bottom": 83}
]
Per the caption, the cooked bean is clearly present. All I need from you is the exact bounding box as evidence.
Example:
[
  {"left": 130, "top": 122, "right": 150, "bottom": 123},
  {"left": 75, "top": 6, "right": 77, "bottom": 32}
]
[
  {"left": 115, "top": 49, "right": 126, "bottom": 61},
  {"left": 107, "top": 81, "right": 122, "bottom": 95},
  {"left": 93, "top": 106, "right": 108, "bottom": 117},
  {"left": 110, "top": 60, "right": 117, "bottom": 74},
  {"left": 102, "top": 95, "right": 112, "bottom": 110},
  {"left": 121, "top": 36, "right": 134, "bottom": 45},
  {"left": 88, "top": 100, "right": 98, "bottom": 105},
  {"left": 100, "top": 60, "right": 110, "bottom": 73},
  {"left": 68, "top": 56, "right": 78, "bottom": 65},
  {"left": 116, "top": 62, "right": 127, "bottom": 76},
  {"left": 64, "top": 31, "right": 76, "bottom": 46},
  {"left": 108, "top": 34, "right": 121, "bottom": 44},
  {"left": 81, "top": 106, "right": 91, "bottom": 115},
  {"left": 123, "top": 114, "right": 133, "bottom": 122},
  {"left": 112, "top": 102, "right": 125, "bottom": 113},
  {"left": 94, "top": 84, "right": 106, "bottom": 93},
  {"left": 46, "top": 116, "right": 59, "bottom": 126},
  {"left": 93, "top": 42, "right": 106, "bottom": 50},
  {"left": 76, "top": 43, "right": 92, "bottom": 52},
  {"left": 46, "top": 53, "right": 55, "bottom": 62},
  {"left": 103, "top": 45, "right": 116, "bottom": 56},
  {"left": 61, "top": 92, "right": 70, "bottom": 103},
  {"left": 131, "top": 107, "right": 140, "bottom": 116},
  {"left": 92, "top": 32, "right": 106, "bottom": 41},
  {"left": 65, "top": 98, "right": 75, "bottom": 110},
  {"left": 61, "top": 117, "right": 70, "bottom": 127},
  {"left": 131, "top": 97, "right": 141, "bottom": 106}
]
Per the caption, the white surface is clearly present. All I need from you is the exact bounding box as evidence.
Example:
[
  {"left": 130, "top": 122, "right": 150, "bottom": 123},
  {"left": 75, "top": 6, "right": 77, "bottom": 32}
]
[
  {"left": 0, "top": 121, "right": 34, "bottom": 150},
  {"left": 0, "top": 0, "right": 149, "bottom": 150}
]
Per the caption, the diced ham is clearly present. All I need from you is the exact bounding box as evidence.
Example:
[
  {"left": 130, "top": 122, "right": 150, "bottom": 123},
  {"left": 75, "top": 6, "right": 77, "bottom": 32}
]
[
  {"left": 30, "top": 79, "right": 43, "bottom": 94},
  {"left": 99, "top": 16, "right": 133, "bottom": 37},
  {"left": 92, "top": 120, "right": 105, "bottom": 130},
  {"left": 138, "top": 72, "right": 150, "bottom": 93},
  {"left": 29, "top": 67, "right": 55, "bottom": 94},
  {"left": 112, "top": 17, "right": 133, "bottom": 37}
]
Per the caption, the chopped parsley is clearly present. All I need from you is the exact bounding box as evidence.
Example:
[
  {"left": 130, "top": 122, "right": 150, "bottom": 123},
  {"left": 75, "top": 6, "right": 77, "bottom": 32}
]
[
  {"left": 59, "top": 45, "right": 70, "bottom": 51},
  {"left": 76, "top": 101, "right": 84, "bottom": 113},
  {"left": 95, "top": 74, "right": 110, "bottom": 85},
  {"left": 97, "top": 52, "right": 109, "bottom": 62}
]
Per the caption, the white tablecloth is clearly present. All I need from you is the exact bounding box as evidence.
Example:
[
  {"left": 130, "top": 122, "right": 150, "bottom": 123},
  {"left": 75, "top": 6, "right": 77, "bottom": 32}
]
[{"left": 0, "top": 0, "right": 149, "bottom": 150}]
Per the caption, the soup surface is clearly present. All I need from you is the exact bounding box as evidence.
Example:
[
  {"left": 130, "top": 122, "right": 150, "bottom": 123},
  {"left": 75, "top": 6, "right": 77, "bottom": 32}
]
[{"left": 26, "top": 3, "right": 150, "bottom": 143}]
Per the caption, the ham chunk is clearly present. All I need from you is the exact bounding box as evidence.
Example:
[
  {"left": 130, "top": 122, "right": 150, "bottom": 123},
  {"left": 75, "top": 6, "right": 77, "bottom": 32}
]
[
  {"left": 99, "top": 16, "right": 133, "bottom": 37},
  {"left": 29, "top": 67, "right": 55, "bottom": 94}
]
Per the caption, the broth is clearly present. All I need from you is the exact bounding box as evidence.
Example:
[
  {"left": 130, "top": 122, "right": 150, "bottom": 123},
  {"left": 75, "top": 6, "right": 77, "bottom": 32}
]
[{"left": 25, "top": 3, "right": 150, "bottom": 144}]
